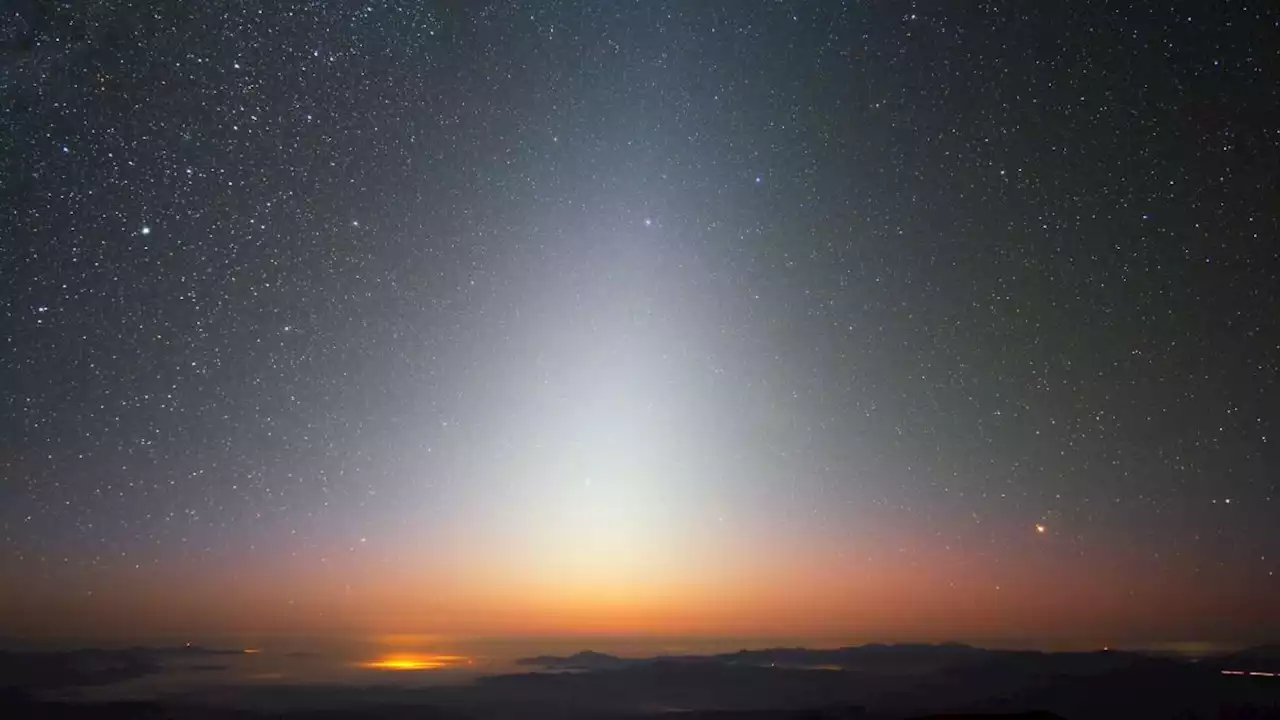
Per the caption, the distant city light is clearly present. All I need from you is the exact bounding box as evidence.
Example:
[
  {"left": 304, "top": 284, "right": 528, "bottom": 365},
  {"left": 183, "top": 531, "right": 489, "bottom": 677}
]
[{"left": 359, "top": 653, "right": 470, "bottom": 671}]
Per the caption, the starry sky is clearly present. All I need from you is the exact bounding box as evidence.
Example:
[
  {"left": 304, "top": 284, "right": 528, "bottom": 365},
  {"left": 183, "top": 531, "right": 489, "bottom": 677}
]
[{"left": 2, "top": 2, "right": 1279, "bottom": 649}]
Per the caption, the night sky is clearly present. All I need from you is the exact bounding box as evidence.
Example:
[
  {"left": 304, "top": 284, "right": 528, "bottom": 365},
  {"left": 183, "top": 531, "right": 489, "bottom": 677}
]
[{"left": 3, "top": 2, "right": 1278, "bottom": 648}]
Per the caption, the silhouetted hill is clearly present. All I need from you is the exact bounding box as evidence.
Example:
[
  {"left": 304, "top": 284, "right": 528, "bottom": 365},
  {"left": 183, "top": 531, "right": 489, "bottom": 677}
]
[
  {"left": 6, "top": 643, "right": 1280, "bottom": 719},
  {"left": 499, "top": 644, "right": 1280, "bottom": 719},
  {"left": 156, "top": 644, "right": 246, "bottom": 656},
  {"left": 717, "top": 644, "right": 988, "bottom": 674},
  {"left": 516, "top": 649, "right": 633, "bottom": 670},
  {"left": 517, "top": 643, "right": 991, "bottom": 674},
  {"left": 0, "top": 648, "right": 162, "bottom": 691},
  {"left": 0, "top": 644, "right": 250, "bottom": 693},
  {"left": 1220, "top": 645, "right": 1280, "bottom": 672},
  {"left": 909, "top": 715, "right": 1063, "bottom": 720}
]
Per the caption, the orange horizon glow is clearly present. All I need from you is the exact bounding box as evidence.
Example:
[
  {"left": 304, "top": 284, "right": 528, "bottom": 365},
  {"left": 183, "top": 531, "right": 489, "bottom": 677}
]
[{"left": 3, "top": 522, "right": 1279, "bottom": 647}]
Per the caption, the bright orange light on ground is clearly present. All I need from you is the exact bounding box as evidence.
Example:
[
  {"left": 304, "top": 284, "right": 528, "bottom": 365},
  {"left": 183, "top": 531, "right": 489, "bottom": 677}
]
[{"left": 359, "top": 653, "right": 470, "bottom": 671}]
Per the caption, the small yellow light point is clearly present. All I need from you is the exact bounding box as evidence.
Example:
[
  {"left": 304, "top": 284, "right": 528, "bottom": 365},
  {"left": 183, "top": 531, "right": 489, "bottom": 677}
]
[
  {"left": 1035, "top": 523, "right": 1047, "bottom": 534},
  {"left": 243, "top": 648, "right": 261, "bottom": 654}
]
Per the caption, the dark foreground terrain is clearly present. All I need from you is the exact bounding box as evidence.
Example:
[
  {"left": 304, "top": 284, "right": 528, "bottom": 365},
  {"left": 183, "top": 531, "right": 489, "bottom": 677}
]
[{"left": 4, "top": 644, "right": 1280, "bottom": 719}]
